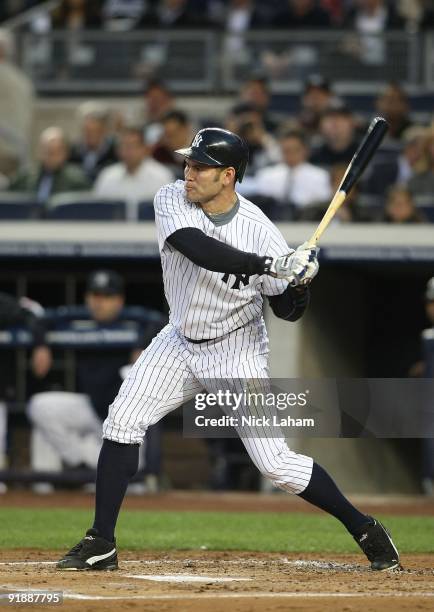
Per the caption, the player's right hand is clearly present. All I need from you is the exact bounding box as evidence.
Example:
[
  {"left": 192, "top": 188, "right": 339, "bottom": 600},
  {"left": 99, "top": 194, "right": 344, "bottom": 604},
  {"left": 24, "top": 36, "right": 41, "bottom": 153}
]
[{"left": 267, "top": 245, "right": 319, "bottom": 286}]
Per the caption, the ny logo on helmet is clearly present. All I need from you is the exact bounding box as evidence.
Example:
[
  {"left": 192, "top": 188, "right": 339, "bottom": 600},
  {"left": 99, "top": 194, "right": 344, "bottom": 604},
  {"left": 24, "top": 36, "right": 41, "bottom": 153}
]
[{"left": 191, "top": 133, "right": 203, "bottom": 148}]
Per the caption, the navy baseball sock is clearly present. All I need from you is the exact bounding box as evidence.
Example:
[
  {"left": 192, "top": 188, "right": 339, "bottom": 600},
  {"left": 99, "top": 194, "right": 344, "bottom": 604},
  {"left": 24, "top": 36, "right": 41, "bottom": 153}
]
[
  {"left": 298, "top": 462, "right": 369, "bottom": 535},
  {"left": 92, "top": 439, "right": 139, "bottom": 542}
]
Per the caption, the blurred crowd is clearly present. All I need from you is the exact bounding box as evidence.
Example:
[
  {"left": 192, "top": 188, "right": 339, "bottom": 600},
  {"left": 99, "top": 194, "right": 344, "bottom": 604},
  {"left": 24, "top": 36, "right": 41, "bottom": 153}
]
[
  {"left": 1, "top": 46, "right": 434, "bottom": 222},
  {"left": 1, "top": 1, "right": 434, "bottom": 32},
  {"left": 0, "top": 1, "right": 433, "bottom": 223}
]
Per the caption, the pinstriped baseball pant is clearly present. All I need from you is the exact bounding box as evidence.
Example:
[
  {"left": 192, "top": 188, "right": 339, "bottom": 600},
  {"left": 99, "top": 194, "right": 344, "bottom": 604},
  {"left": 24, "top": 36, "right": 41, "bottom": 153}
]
[{"left": 103, "top": 322, "right": 313, "bottom": 494}]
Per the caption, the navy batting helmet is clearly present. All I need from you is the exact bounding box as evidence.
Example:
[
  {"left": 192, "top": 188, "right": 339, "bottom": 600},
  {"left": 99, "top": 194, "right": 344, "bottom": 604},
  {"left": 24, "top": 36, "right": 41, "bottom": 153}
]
[{"left": 175, "top": 127, "right": 249, "bottom": 183}]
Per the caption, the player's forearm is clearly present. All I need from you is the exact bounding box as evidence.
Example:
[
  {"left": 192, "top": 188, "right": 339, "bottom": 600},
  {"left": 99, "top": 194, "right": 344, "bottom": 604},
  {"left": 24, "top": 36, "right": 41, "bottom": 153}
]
[
  {"left": 166, "top": 228, "right": 269, "bottom": 276},
  {"left": 268, "top": 285, "right": 310, "bottom": 321}
]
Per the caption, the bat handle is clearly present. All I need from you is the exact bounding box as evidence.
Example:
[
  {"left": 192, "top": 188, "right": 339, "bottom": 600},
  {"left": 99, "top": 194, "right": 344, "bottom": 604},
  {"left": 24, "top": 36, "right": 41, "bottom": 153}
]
[{"left": 306, "top": 190, "right": 346, "bottom": 248}]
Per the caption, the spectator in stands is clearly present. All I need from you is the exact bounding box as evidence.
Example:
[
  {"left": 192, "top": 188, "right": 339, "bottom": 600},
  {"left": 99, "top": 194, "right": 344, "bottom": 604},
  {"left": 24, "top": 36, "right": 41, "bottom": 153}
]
[
  {"left": 381, "top": 185, "right": 424, "bottom": 223},
  {"left": 0, "top": 28, "right": 34, "bottom": 179},
  {"left": 375, "top": 82, "right": 413, "bottom": 142},
  {"left": 8, "top": 127, "right": 89, "bottom": 200},
  {"left": 310, "top": 100, "right": 359, "bottom": 168},
  {"left": 344, "top": 0, "right": 406, "bottom": 29},
  {"left": 272, "top": 0, "right": 332, "bottom": 27},
  {"left": 360, "top": 126, "right": 427, "bottom": 197},
  {"left": 94, "top": 125, "right": 174, "bottom": 208},
  {"left": 0, "top": 292, "right": 51, "bottom": 494},
  {"left": 144, "top": 79, "right": 175, "bottom": 123},
  {"left": 139, "top": 0, "right": 208, "bottom": 28},
  {"left": 396, "top": 0, "right": 424, "bottom": 28},
  {"left": 143, "top": 79, "right": 176, "bottom": 145},
  {"left": 218, "top": 0, "right": 272, "bottom": 55},
  {"left": 102, "top": 0, "right": 148, "bottom": 30},
  {"left": 342, "top": 0, "right": 405, "bottom": 67},
  {"left": 27, "top": 269, "right": 166, "bottom": 494},
  {"left": 419, "top": 0, "right": 434, "bottom": 29},
  {"left": 8, "top": 127, "right": 89, "bottom": 202},
  {"left": 70, "top": 101, "right": 118, "bottom": 182},
  {"left": 152, "top": 110, "right": 194, "bottom": 179},
  {"left": 297, "top": 74, "right": 335, "bottom": 141},
  {"left": 321, "top": 0, "right": 345, "bottom": 25},
  {"left": 407, "top": 129, "right": 434, "bottom": 201},
  {"left": 239, "top": 129, "right": 331, "bottom": 220},
  {"left": 238, "top": 72, "right": 278, "bottom": 134},
  {"left": 262, "top": 1, "right": 331, "bottom": 77},
  {"left": 51, "top": 0, "right": 102, "bottom": 30},
  {"left": 225, "top": 102, "right": 281, "bottom": 176}
]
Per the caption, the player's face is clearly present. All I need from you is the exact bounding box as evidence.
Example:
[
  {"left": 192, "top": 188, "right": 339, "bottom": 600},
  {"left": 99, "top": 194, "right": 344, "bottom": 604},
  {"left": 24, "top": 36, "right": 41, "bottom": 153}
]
[
  {"left": 184, "top": 159, "right": 232, "bottom": 204},
  {"left": 86, "top": 293, "right": 125, "bottom": 323}
]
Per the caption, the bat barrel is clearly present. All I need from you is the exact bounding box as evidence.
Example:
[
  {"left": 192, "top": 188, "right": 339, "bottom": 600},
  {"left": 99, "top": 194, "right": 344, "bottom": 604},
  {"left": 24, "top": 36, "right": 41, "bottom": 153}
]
[
  {"left": 307, "top": 116, "right": 388, "bottom": 248},
  {"left": 340, "top": 116, "right": 388, "bottom": 195}
]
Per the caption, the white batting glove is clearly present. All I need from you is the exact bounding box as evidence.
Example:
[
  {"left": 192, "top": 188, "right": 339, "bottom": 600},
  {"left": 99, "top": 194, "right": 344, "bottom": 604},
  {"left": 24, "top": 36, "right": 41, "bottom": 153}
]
[{"left": 266, "top": 242, "right": 319, "bottom": 286}]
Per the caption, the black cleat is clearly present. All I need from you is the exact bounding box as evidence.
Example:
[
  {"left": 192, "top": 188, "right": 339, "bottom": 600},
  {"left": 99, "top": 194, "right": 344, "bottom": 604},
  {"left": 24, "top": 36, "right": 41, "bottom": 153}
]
[
  {"left": 353, "top": 516, "right": 402, "bottom": 571},
  {"left": 56, "top": 528, "right": 118, "bottom": 571}
]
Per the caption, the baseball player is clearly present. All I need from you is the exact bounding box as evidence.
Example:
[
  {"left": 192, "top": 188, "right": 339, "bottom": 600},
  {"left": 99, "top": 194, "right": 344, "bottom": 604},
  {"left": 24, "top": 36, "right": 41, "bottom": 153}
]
[{"left": 57, "top": 128, "right": 401, "bottom": 572}]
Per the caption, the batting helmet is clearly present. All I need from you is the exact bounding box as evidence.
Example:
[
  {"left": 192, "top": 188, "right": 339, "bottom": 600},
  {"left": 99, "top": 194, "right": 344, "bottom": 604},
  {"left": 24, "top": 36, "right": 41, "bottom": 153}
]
[{"left": 175, "top": 127, "right": 249, "bottom": 183}]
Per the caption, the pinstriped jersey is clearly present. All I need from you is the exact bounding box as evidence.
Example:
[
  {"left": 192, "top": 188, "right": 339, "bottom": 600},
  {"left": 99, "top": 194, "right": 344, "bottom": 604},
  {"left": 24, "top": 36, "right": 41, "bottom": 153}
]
[{"left": 154, "top": 179, "right": 291, "bottom": 340}]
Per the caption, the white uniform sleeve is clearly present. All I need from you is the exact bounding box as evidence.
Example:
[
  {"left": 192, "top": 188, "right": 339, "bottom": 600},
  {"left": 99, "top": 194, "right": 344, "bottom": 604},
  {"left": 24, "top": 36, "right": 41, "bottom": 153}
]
[
  {"left": 154, "top": 182, "right": 199, "bottom": 250},
  {"left": 262, "top": 225, "right": 293, "bottom": 296}
]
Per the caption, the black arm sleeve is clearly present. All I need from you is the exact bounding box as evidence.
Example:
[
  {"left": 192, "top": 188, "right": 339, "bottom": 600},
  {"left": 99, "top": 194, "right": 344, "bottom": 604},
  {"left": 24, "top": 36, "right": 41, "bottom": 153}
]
[
  {"left": 268, "top": 285, "right": 310, "bottom": 322},
  {"left": 166, "top": 228, "right": 269, "bottom": 276}
]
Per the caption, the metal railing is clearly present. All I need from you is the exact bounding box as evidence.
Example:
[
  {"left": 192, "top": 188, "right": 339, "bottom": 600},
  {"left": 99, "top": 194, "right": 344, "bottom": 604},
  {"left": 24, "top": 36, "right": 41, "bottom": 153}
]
[
  {"left": 14, "top": 29, "right": 432, "bottom": 94},
  {"left": 19, "top": 29, "right": 217, "bottom": 94},
  {"left": 2, "top": 1, "right": 58, "bottom": 29}
]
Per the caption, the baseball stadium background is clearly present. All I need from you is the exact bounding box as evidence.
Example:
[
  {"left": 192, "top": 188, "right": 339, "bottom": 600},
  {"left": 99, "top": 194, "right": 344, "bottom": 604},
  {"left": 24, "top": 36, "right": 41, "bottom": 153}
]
[{"left": 0, "top": 2, "right": 433, "bottom": 611}]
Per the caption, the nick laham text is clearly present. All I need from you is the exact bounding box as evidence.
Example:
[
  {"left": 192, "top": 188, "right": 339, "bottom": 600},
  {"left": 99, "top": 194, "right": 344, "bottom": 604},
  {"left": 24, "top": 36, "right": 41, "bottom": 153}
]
[{"left": 195, "top": 415, "right": 315, "bottom": 428}]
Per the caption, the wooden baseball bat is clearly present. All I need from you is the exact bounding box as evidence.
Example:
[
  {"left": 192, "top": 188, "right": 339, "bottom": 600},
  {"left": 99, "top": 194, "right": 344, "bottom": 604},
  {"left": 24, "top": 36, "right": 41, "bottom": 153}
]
[{"left": 307, "top": 116, "right": 388, "bottom": 247}]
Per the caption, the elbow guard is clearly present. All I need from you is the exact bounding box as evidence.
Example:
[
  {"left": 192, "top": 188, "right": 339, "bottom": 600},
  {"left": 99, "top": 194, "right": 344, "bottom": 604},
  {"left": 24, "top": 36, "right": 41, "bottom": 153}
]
[{"left": 268, "top": 285, "right": 310, "bottom": 322}]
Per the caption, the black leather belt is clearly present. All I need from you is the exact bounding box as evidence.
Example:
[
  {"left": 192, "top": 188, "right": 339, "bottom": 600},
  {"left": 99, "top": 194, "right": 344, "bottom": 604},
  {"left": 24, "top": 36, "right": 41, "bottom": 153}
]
[
  {"left": 184, "top": 336, "right": 213, "bottom": 344},
  {"left": 184, "top": 325, "right": 244, "bottom": 344}
]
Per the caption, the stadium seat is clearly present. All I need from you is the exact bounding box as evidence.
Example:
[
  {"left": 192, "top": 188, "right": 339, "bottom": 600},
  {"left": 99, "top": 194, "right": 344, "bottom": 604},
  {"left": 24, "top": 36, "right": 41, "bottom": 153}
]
[
  {"left": 0, "top": 192, "right": 41, "bottom": 219},
  {"left": 416, "top": 205, "right": 434, "bottom": 223},
  {"left": 414, "top": 195, "right": 434, "bottom": 222},
  {"left": 138, "top": 201, "right": 155, "bottom": 221},
  {"left": 356, "top": 194, "right": 383, "bottom": 222},
  {"left": 45, "top": 193, "right": 127, "bottom": 221}
]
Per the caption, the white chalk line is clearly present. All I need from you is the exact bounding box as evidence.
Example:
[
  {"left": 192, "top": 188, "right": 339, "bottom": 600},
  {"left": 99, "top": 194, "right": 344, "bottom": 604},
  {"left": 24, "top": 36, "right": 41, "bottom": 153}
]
[
  {"left": 124, "top": 574, "right": 250, "bottom": 583},
  {"left": 1, "top": 585, "right": 434, "bottom": 601}
]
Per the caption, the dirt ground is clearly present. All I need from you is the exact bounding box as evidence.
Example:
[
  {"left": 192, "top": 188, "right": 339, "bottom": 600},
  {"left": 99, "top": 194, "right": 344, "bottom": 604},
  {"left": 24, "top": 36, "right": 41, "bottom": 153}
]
[
  {"left": 0, "top": 551, "right": 433, "bottom": 612},
  {"left": 1, "top": 491, "right": 433, "bottom": 611}
]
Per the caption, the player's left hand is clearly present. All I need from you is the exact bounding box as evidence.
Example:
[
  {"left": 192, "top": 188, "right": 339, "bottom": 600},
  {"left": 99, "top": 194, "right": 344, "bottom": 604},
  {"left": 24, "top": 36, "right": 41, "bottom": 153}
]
[{"left": 268, "top": 242, "right": 319, "bottom": 286}]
